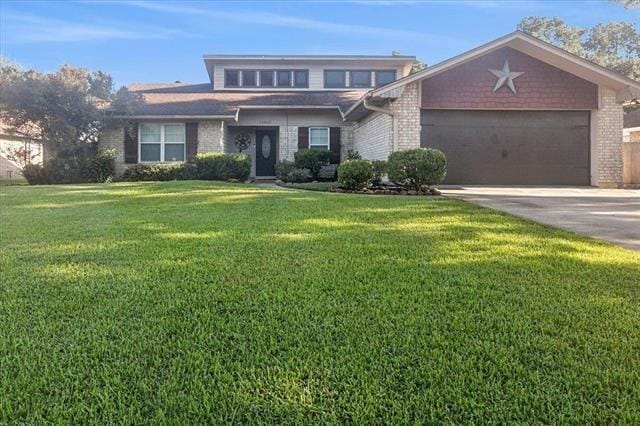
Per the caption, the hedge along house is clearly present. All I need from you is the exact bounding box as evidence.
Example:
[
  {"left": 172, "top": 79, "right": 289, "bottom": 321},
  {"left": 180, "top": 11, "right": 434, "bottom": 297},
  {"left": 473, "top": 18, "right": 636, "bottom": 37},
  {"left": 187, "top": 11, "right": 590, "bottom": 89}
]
[{"left": 103, "top": 31, "right": 639, "bottom": 187}]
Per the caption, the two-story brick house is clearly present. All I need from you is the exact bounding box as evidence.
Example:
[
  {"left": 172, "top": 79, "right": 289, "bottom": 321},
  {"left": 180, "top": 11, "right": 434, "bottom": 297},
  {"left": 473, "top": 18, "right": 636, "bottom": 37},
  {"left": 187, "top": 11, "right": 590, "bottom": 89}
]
[{"left": 102, "top": 31, "right": 639, "bottom": 187}]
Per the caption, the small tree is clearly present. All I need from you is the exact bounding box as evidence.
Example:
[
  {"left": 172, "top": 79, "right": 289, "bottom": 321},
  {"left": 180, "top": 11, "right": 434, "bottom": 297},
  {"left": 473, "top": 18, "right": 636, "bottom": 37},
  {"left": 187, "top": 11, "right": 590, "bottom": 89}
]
[{"left": 0, "top": 59, "right": 139, "bottom": 171}]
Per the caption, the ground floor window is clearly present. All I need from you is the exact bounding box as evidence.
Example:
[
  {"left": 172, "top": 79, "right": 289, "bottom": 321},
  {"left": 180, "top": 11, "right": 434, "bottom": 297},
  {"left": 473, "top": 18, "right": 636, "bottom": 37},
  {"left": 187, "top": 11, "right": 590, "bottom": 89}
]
[
  {"left": 139, "top": 123, "right": 185, "bottom": 162},
  {"left": 309, "top": 127, "right": 330, "bottom": 150}
]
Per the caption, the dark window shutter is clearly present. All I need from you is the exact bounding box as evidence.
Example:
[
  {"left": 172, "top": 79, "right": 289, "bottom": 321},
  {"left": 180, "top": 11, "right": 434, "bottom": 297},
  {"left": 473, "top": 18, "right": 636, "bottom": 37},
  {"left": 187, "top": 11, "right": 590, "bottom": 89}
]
[
  {"left": 329, "top": 127, "right": 341, "bottom": 164},
  {"left": 124, "top": 122, "right": 138, "bottom": 164},
  {"left": 185, "top": 122, "right": 198, "bottom": 161},
  {"left": 298, "top": 127, "right": 309, "bottom": 150}
]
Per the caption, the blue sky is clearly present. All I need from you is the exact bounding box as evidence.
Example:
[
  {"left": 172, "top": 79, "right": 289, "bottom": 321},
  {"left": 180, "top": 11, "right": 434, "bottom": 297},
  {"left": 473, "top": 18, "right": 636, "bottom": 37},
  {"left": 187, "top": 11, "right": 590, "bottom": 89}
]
[{"left": 1, "top": 1, "right": 636, "bottom": 87}]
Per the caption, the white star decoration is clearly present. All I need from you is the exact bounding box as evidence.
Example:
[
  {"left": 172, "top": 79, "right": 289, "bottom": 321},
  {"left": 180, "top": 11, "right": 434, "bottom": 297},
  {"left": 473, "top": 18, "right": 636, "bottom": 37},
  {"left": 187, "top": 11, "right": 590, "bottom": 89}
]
[{"left": 489, "top": 60, "right": 524, "bottom": 94}]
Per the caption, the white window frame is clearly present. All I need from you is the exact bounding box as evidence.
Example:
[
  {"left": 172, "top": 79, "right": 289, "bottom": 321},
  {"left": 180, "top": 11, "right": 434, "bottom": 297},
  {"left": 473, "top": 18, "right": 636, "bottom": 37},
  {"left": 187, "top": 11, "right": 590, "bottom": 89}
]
[
  {"left": 308, "top": 127, "right": 330, "bottom": 150},
  {"left": 138, "top": 123, "right": 186, "bottom": 163}
]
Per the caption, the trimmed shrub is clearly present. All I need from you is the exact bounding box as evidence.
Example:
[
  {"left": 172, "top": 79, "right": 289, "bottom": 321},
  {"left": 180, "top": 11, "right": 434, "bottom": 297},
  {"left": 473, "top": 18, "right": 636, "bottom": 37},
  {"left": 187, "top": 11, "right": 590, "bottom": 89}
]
[
  {"left": 276, "top": 161, "right": 312, "bottom": 183},
  {"left": 275, "top": 160, "right": 296, "bottom": 181},
  {"left": 84, "top": 149, "right": 116, "bottom": 183},
  {"left": 285, "top": 167, "right": 313, "bottom": 183},
  {"left": 294, "top": 149, "right": 331, "bottom": 179},
  {"left": 387, "top": 148, "right": 447, "bottom": 191},
  {"left": 120, "top": 163, "right": 191, "bottom": 182},
  {"left": 371, "top": 160, "right": 387, "bottom": 186},
  {"left": 22, "top": 164, "right": 47, "bottom": 185},
  {"left": 337, "top": 159, "right": 374, "bottom": 190},
  {"left": 195, "top": 152, "right": 251, "bottom": 181}
]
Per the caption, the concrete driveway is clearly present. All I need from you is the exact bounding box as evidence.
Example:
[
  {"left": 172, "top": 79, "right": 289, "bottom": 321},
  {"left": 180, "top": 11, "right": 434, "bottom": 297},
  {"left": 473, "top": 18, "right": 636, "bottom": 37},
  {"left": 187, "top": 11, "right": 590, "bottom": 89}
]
[{"left": 441, "top": 187, "right": 640, "bottom": 251}]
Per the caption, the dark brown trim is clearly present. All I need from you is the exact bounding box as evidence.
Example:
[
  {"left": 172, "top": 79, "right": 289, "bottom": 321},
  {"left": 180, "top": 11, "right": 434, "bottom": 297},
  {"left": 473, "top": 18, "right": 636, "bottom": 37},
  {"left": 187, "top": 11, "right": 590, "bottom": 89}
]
[
  {"left": 298, "top": 127, "right": 309, "bottom": 149},
  {"left": 123, "top": 122, "right": 138, "bottom": 164},
  {"left": 329, "top": 127, "right": 341, "bottom": 164},
  {"left": 185, "top": 122, "right": 198, "bottom": 161}
]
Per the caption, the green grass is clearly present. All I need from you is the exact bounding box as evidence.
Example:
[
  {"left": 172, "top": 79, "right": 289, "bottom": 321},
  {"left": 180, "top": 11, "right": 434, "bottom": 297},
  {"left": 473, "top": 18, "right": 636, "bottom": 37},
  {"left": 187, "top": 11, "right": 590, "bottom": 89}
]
[
  {"left": 277, "top": 181, "right": 338, "bottom": 191},
  {"left": 1, "top": 181, "right": 639, "bottom": 423},
  {"left": 0, "top": 178, "right": 27, "bottom": 186}
]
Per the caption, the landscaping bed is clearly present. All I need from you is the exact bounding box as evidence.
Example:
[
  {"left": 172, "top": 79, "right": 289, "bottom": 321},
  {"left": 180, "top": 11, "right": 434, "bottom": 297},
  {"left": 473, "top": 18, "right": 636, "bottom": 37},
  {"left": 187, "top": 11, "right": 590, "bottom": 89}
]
[{"left": 329, "top": 183, "right": 441, "bottom": 195}]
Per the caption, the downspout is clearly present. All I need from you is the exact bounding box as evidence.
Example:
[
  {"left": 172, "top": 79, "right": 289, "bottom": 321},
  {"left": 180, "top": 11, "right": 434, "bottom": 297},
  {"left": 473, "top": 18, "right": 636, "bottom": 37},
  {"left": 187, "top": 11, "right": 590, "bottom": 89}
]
[{"left": 363, "top": 94, "right": 397, "bottom": 154}]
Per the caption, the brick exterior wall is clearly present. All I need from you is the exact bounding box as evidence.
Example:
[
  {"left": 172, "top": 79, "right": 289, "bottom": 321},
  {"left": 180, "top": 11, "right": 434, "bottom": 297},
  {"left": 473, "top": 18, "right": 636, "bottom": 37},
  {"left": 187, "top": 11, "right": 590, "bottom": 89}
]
[
  {"left": 99, "top": 126, "right": 127, "bottom": 176},
  {"left": 390, "top": 82, "right": 421, "bottom": 151},
  {"left": 340, "top": 124, "right": 355, "bottom": 159},
  {"left": 281, "top": 126, "right": 298, "bottom": 162},
  {"left": 592, "top": 87, "right": 624, "bottom": 187},
  {"left": 352, "top": 112, "right": 393, "bottom": 160},
  {"left": 421, "top": 47, "right": 598, "bottom": 110},
  {"left": 198, "top": 120, "right": 224, "bottom": 153}
]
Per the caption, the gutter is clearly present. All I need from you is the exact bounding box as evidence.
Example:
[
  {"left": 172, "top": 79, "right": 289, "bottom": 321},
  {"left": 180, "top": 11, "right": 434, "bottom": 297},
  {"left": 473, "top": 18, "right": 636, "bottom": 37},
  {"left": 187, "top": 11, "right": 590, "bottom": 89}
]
[{"left": 363, "top": 94, "right": 393, "bottom": 116}]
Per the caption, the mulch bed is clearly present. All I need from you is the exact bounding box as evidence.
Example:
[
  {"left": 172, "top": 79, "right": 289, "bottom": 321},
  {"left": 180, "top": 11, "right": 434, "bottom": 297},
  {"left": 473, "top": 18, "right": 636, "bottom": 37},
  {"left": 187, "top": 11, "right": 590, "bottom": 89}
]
[{"left": 329, "top": 184, "right": 441, "bottom": 196}]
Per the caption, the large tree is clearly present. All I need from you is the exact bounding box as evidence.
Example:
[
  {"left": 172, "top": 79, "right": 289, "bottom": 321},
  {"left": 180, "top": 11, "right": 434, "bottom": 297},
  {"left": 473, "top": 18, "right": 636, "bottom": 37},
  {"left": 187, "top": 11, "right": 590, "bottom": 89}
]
[
  {"left": 518, "top": 17, "right": 639, "bottom": 80},
  {"left": 0, "top": 60, "right": 138, "bottom": 160}
]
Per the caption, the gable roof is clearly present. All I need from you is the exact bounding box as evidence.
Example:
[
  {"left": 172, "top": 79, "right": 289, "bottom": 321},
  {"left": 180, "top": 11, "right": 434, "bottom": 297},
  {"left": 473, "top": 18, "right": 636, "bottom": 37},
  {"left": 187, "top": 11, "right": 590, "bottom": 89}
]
[
  {"left": 119, "top": 83, "right": 365, "bottom": 119},
  {"left": 345, "top": 31, "right": 640, "bottom": 120}
]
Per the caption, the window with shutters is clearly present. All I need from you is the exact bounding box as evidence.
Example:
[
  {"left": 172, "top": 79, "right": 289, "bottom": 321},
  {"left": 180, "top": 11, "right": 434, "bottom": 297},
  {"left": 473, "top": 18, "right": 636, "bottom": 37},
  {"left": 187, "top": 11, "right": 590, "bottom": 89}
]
[
  {"left": 309, "top": 127, "right": 330, "bottom": 150},
  {"left": 139, "top": 123, "right": 185, "bottom": 162}
]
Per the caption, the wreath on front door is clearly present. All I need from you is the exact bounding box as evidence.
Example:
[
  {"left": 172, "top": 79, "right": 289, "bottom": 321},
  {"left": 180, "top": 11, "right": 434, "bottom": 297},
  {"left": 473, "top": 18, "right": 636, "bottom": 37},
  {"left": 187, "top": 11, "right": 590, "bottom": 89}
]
[{"left": 234, "top": 133, "right": 252, "bottom": 153}]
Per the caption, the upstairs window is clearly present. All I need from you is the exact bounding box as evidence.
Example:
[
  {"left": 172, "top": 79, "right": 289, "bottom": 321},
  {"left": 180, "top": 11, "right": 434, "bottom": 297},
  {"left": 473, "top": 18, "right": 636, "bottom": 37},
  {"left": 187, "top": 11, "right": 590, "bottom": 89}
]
[
  {"left": 277, "top": 70, "right": 291, "bottom": 87},
  {"left": 350, "top": 70, "right": 372, "bottom": 88},
  {"left": 225, "top": 69, "right": 240, "bottom": 87},
  {"left": 260, "top": 70, "right": 274, "bottom": 87},
  {"left": 242, "top": 70, "right": 257, "bottom": 87},
  {"left": 324, "top": 70, "right": 346, "bottom": 88},
  {"left": 309, "top": 127, "right": 330, "bottom": 150},
  {"left": 139, "top": 123, "right": 185, "bottom": 162},
  {"left": 294, "top": 70, "right": 309, "bottom": 88},
  {"left": 375, "top": 70, "right": 396, "bottom": 87}
]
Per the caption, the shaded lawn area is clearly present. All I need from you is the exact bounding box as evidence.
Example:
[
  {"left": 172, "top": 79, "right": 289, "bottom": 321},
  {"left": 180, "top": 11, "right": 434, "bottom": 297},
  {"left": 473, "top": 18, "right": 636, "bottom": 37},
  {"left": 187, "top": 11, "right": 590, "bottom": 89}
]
[{"left": 1, "top": 181, "right": 639, "bottom": 423}]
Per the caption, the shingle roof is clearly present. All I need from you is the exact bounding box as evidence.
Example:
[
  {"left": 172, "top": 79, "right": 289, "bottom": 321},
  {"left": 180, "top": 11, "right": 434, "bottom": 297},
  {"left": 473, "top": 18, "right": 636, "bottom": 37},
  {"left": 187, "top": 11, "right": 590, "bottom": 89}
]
[{"left": 123, "top": 83, "right": 366, "bottom": 117}]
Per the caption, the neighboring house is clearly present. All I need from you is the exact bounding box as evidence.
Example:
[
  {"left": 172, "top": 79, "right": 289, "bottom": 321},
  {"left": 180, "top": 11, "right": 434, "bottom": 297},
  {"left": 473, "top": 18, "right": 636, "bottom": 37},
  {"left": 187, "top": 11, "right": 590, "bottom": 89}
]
[
  {"left": 0, "top": 124, "right": 43, "bottom": 180},
  {"left": 624, "top": 108, "right": 640, "bottom": 143},
  {"left": 103, "top": 31, "right": 640, "bottom": 187}
]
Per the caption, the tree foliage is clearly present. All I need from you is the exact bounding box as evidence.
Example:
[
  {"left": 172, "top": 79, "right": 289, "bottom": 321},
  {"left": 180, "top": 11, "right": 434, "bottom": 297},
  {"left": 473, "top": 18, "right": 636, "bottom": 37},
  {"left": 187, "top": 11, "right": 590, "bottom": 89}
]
[
  {"left": 518, "top": 17, "right": 640, "bottom": 80},
  {"left": 0, "top": 59, "right": 139, "bottom": 160}
]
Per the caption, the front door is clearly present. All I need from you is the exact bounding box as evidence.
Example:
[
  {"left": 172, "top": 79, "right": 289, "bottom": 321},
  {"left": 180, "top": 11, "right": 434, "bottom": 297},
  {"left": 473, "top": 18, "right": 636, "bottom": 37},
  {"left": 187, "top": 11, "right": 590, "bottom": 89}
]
[{"left": 255, "top": 129, "right": 277, "bottom": 177}]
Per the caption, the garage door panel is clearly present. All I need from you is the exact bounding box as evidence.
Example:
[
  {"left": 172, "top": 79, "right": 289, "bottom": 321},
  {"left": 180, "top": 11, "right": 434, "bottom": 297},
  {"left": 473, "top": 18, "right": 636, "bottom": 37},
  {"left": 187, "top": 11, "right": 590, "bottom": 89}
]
[{"left": 421, "top": 110, "right": 590, "bottom": 185}]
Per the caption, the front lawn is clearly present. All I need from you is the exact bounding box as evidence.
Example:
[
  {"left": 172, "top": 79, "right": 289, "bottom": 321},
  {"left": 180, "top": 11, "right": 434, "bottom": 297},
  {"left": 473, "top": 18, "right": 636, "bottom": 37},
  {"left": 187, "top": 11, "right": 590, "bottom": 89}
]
[{"left": 1, "top": 181, "right": 638, "bottom": 423}]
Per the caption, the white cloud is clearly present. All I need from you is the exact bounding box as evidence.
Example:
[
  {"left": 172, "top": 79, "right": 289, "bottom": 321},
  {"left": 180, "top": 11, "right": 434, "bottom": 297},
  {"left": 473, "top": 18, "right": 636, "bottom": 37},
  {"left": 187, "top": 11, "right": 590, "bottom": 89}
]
[
  {"left": 0, "top": 11, "right": 191, "bottom": 43},
  {"left": 120, "top": 1, "right": 465, "bottom": 47}
]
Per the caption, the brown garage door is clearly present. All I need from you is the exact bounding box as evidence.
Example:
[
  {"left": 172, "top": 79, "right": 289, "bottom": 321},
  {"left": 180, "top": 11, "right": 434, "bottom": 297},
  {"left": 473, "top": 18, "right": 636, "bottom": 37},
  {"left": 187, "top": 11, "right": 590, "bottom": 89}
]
[{"left": 420, "top": 110, "right": 590, "bottom": 185}]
